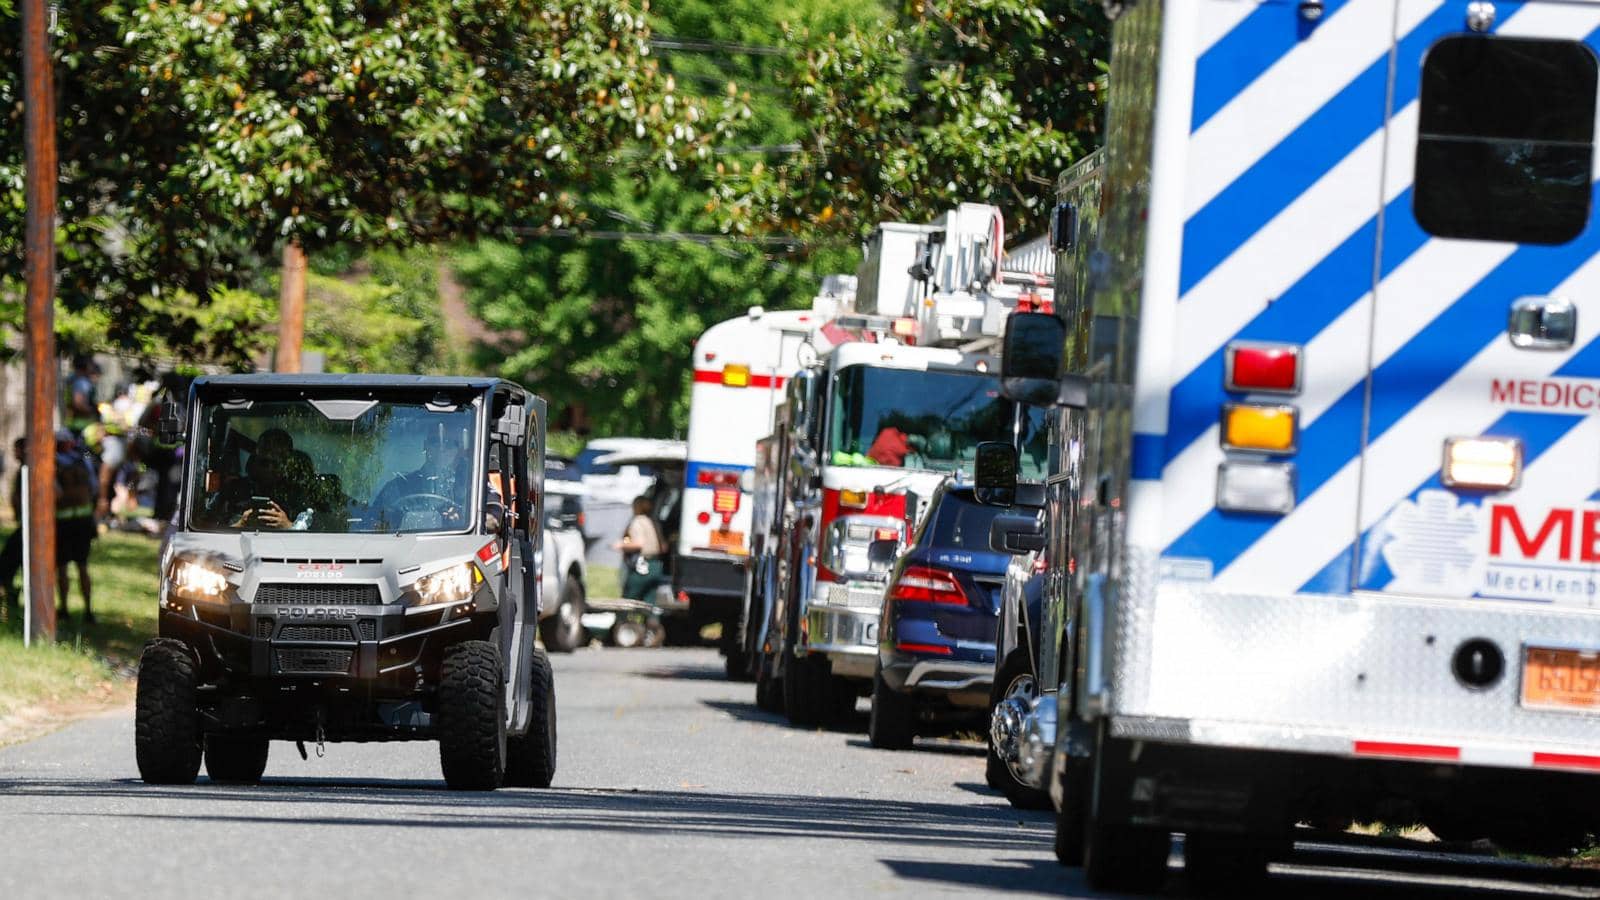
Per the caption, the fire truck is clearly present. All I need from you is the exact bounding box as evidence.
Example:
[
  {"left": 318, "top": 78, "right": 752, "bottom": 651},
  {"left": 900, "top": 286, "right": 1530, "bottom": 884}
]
[
  {"left": 977, "top": 0, "right": 1600, "bottom": 891},
  {"left": 746, "top": 204, "right": 1055, "bottom": 726},
  {"left": 674, "top": 305, "right": 827, "bottom": 675}
]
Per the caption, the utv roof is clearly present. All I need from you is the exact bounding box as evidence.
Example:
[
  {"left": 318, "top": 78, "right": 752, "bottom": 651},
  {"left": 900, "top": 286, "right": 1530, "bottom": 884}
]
[{"left": 193, "top": 374, "right": 523, "bottom": 393}]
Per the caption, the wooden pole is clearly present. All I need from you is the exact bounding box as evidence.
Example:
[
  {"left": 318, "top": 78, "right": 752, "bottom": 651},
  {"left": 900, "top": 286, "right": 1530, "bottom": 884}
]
[
  {"left": 21, "top": 0, "right": 58, "bottom": 643},
  {"left": 274, "top": 240, "right": 307, "bottom": 373}
]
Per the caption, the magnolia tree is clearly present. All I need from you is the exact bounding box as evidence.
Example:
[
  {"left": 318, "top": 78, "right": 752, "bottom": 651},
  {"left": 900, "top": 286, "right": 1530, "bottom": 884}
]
[{"left": 0, "top": 0, "right": 731, "bottom": 360}]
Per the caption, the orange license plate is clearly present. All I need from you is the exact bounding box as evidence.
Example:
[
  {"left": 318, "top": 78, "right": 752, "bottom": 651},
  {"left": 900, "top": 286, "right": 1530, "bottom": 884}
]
[
  {"left": 1522, "top": 647, "right": 1600, "bottom": 712},
  {"left": 708, "top": 530, "right": 746, "bottom": 554}
]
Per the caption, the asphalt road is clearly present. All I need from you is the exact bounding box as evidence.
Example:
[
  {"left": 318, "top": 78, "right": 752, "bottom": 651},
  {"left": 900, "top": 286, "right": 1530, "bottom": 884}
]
[{"left": 2, "top": 647, "right": 1598, "bottom": 899}]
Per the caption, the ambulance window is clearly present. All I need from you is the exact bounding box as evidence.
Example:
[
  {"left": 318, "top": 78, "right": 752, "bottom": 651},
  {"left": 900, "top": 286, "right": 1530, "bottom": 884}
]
[{"left": 1414, "top": 35, "right": 1597, "bottom": 245}]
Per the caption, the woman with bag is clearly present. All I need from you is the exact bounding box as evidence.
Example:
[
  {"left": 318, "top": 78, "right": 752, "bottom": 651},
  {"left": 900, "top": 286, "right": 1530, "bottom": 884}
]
[{"left": 615, "top": 495, "right": 668, "bottom": 602}]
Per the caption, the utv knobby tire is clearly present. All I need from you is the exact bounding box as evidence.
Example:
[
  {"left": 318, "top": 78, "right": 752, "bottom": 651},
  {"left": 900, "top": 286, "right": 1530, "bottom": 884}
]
[
  {"left": 540, "top": 577, "right": 588, "bottom": 654},
  {"left": 868, "top": 667, "right": 916, "bottom": 750},
  {"left": 205, "top": 736, "right": 270, "bottom": 784},
  {"left": 505, "top": 649, "right": 558, "bottom": 788},
  {"left": 135, "top": 639, "right": 202, "bottom": 785},
  {"left": 986, "top": 651, "right": 1052, "bottom": 810},
  {"left": 783, "top": 654, "right": 834, "bottom": 728},
  {"left": 437, "top": 641, "right": 506, "bottom": 791}
]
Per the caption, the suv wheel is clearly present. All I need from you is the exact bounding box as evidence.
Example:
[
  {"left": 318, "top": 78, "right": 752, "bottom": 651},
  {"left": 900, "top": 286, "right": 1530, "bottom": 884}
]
[
  {"left": 540, "top": 576, "right": 587, "bottom": 653},
  {"left": 205, "top": 736, "right": 270, "bottom": 784},
  {"left": 437, "top": 641, "right": 506, "bottom": 791},
  {"left": 986, "top": 650, "right": 1051, "bottom": 809},
  {"left": 868, "top": 666, "right": 916, "bottom": 750},
  {"left": 506, "top": 649, "right": 558, "bottom": 788},
  {"left": 135, "top": 639, "right": 202, "bottom": 785}
]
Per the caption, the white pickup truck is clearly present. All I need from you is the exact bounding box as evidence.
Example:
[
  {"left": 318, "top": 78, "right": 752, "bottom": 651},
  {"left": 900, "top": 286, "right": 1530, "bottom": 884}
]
[{"left": 538, "top": 478, "right": 589, "bottom": 652}]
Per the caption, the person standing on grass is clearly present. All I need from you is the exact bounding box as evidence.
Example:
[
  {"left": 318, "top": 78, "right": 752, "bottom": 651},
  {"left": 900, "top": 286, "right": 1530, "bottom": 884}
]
[
  {"left": 615, "top": 495, "right": 668, "bottom": 602},
  {"left": 54, "top": 429, "right": 98, "bottom": 624},
  {"left": 0, "top": 438, "right": 24, "bottom": 607}
]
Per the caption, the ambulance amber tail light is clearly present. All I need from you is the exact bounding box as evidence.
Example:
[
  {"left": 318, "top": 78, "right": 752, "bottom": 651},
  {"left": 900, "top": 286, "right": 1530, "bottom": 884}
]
[
  {"left": 722, "top": 364, "right": 751, "bottom": 387},
  {"left": 1442, "top": 437, "right": 1522, "bottom": 490},
  {"left": 1221, "top": 403, "right": 1298, "bottom": 454},
  {"left": 1225, "top": 342, "right": 1302, "bottom": 394}
]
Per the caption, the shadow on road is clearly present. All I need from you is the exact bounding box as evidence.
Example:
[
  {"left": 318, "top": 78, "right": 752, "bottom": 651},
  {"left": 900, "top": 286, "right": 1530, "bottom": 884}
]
[
  {"left": 634, "top": 663, "right": 729, "bottom": 683},
  {"left": 0, "top": 778, "right": 1053, "bottom": 855}
]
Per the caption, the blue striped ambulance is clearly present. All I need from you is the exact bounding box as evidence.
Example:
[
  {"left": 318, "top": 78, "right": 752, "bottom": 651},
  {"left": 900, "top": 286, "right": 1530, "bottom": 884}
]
[{"left": 1033, "top": 0, "right": 1600, "bottom": 887}]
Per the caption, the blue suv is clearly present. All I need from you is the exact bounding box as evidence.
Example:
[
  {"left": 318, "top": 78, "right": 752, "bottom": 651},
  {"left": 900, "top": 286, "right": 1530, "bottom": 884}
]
[{"left": 869, "top": 483, "right": 1009, "bottom": 750}]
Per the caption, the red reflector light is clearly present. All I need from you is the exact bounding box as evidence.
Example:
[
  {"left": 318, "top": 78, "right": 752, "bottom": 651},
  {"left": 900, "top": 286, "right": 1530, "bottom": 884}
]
[
  {"left": 896, "top": 642, "right": 953, "bottom": 656},
  {"left": 1352, "top": 740, "right": 1460, "bottom": 762},
  {"left": 476, "top": 542, "right": 497, "bottom": 563},
  {"left": 696, "top": 511, "right": 711, "bottom": 525},
  {"left": 888, "top": 565, "right": 968, "bottom": 605},
  {"left": 1225, "top": 342, "right": 1301, "bottom": 394},
  {"left": 1533, "top": 751, "right": 1600, "bottom": 772},
  {"left": 712, "top": 489, "right": 740, "bottom": 514}
]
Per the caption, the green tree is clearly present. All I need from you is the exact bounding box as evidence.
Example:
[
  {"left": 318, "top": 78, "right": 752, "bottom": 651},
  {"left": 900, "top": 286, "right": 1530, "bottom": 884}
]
[{"left": 0, "top": 0, "right": 726, "bottom": 359}]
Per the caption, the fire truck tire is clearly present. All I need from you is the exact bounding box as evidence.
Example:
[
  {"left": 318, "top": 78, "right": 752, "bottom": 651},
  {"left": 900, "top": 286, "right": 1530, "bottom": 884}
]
[
  {"left": 1083, "top": 818, "right": 1170, "bottom": 893},
  {"left": 437, "top": 641, "right": 506, "bottom": 791},
  {"left": 1053, "top": 755, "right": 1092, "bottom": 866},
  {"left": 135, "top": 638, "right": 202, "bottom": 786},
  {"left": 663, "top": 618, "right": 701, "bottom": 647},
  {"left": 1182, "top": 831, "right": 1276, "bottom": 895},
  {"left": 204, "top": 736, "right": 269, "bottom": 784},
  {"left": 505, "top": 649, "right": 557, "bottom": 789},
  {"left": 755, "top": 661, "right": 785, "bottom": 714},
  {"left": 868, "top": 667, "right": 916, "bottom": 750},
  {"left": 783, "top": 654, "right": 833, "bottom": 727},
  {"left": 724, "top": 648, "right": 753, "bottom": 681},
  {"left": 539, "top": 577, "right": 587, "bottom": 653}
]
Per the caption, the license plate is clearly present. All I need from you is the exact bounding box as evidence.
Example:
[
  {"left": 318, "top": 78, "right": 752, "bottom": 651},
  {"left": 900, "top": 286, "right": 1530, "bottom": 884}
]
[
  {"left": 1522, "top": 647, "right": 1600, "bottom": 712},
  {"left": 708, "top": 530, "right": 745, "bottom": 553}
]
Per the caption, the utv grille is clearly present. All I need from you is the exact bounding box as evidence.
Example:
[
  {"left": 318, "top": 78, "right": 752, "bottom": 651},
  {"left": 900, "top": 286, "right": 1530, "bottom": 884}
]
[
  {"left": 277, "top": 624, "right": 354, "bottom": 643},
  {"left": 357, "top": 619, "right": 377, "bottom": 640},
  {"left": 254, "top": 584, "right": 382, "bottom": 606},
  {"left": 255, "top": 618, "right": 274, "bottom": 639},
  {"left": 275, "top": 648, "right": 354, "bottom": 676}
]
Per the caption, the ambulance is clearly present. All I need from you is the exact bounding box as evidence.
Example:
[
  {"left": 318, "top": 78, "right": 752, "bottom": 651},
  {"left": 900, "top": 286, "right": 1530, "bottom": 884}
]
[
  {"left": 978, "top": 0, "right": 1600, "bottom": 890},
  {"left": 675, "top": 305, "right": 826, "bottom": 673},
  {"left": 746, "top": 204, "right": 1056, "bottom": 726}
]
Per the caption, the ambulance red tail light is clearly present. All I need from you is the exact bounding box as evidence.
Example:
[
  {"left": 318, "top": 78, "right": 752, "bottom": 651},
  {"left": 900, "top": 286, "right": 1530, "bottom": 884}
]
[
  {"left": 1225, "top": 342, "right": 1301, "bottom": 394},
  {"left": 713, "top": 488, "right": 740, "bottom": 515},
  {"left": 1442, "top": 436, "right": 1522, "bottom": 490},
  {"left": 696, "top": 469, "right": 741, "bottom": 487},
  {"left": 888, "top": 565, "right": 968, "bottom": 605}
]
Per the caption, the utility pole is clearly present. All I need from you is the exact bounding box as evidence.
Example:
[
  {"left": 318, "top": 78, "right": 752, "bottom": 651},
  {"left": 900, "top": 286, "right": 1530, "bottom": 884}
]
[
  {"left": 274, "top": 240, "right": 307, "bottom": 373},
  {"left": 21, "top": 0, "right": 58, "bottom": 643}
]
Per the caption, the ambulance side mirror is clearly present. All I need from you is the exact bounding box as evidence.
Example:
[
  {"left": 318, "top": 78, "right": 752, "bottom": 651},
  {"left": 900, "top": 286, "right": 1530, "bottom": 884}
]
[
  {"left": 974, "top": 441, "right": 1019, "bottom": 507},
  {"left": 1001, "top": 312, "right": 1089, "bottom": 410},
  {"left": 990, "top": 511, "right": 1046, "bottom": 555}
]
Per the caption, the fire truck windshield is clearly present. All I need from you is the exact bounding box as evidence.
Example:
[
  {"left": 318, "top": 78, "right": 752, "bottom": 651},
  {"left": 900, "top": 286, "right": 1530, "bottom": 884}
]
[{"left": 827, "top": 364, "right": 1048, "bottom": 478}]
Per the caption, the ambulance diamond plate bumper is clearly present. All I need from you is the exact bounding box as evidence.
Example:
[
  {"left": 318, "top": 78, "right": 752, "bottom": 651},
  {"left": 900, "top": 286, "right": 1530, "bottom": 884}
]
[{"left": 1099, "top": 549, "right": 1600, "bottom": 771}]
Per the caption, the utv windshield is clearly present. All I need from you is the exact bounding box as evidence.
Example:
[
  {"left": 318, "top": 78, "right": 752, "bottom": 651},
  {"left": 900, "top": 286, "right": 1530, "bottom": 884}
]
[
  {"left": 187, "top": 393, "right": 482, "bottom": 534},
  {"left": 827, "top": 365, "right": 1048, "bottom": 479}
]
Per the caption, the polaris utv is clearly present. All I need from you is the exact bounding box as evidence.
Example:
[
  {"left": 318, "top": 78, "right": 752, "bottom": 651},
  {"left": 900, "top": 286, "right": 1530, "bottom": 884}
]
[{"left": 135, "top": 375, "right": 556, "bottom": 791}]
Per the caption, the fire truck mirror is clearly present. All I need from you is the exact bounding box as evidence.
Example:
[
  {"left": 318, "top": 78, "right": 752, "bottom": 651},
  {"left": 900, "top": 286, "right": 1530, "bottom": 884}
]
[
  {"left": 974, "top": 441, "right": 1019, "bottom": 507},
  {"left": 1001, "top": 312, "right": 1066, "bottom": 406},
  {"left": 990, "top": 512, "right": 1046, "bottom": 555}
]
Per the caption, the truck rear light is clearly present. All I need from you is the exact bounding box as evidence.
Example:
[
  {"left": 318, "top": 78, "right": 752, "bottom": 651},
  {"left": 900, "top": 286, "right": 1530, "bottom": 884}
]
[
  {"left": 1221, "top": 403, "right": 1298, "bottom": 454},
  {"left": 1442, "top": 436, "right": 1522, "bottom": 490},
  {"left": 873, "top": 526, "right": 899, "bottom": 542},
  {"left": 1225, "top": 342, "right": 1301, "bottom": 394},
  {"left": 1216, "top": 461, "right": 1296, "bottom": 515},
  {"left": 896, "top": 642, "right": 953, "bottom": 656},
  {"left": 697, "top": 469, "right": 741, "bottom": 487},
  {"left": 892, "top": 317, "right": 918, "bottom": 339},
  {"left": 889, "top": 565, "right": 968, "bottom": 605},
  {"left": 713, "top": 488, "right": 740, "bottom": 514},
  {"left": 722, "top": 364, "right": 751, "bottom": 387}
]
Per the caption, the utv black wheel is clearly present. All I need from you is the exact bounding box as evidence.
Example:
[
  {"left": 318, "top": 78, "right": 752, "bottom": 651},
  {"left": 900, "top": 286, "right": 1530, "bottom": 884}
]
[
  {"left": 868, "top": 667, "right": 916, "bottom": 750},
  {"left": 986, "top": 651, "right": 1051, "bottom": 810},
  {"left": 205, "top": 736, "right": 270, "bottom": 784},
  {"left": 540, "top": 577, "right": 587, "bottom": 653},
  {"left": 1083, "top": 818, "right": 1170, "bottom": 893},
  {"left": 506, "top": 649, "right": 558, "bottom": 788},
  {"left": 437, "top": 641, "right": 505, "bottom": 791},
  {"left": 783, "top": 654, "right": 834, "bottom": 727},
  {"left": 135, "top": 639, "right": 202, "bottom": 785}
]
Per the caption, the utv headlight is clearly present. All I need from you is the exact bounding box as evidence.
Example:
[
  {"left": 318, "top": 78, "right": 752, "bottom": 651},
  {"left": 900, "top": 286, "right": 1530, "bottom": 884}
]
[
  {"left": 414, "top": 562, "right": 479, "bottom": 607},
  {"left": 169, "top": 559, "right": 229, "bottom": 603}
]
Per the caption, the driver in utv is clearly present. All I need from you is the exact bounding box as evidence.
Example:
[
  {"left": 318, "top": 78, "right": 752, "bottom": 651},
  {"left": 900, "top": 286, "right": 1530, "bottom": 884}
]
[{"left": 135, "top": 375, "right": 557, "bottom": 791}]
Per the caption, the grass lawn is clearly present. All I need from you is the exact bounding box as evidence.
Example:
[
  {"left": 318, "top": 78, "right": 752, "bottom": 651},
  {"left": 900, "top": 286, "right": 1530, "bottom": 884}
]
[
  {"left": 0, "top": 529, "right": 161, "bottom": 739},
  {"left": 587, "top": 562, "right": 621, "bottom": 600}
]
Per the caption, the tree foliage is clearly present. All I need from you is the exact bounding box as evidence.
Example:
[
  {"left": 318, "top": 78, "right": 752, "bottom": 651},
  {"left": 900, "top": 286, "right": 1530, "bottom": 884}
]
[{"left": 0, "top": 0, "right": 725, "bottom": 357}]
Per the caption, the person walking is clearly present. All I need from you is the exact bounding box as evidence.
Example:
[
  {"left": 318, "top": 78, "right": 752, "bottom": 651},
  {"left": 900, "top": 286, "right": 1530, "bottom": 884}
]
[
  {"left": 615, "top": 495, "right": 668, "bottom": 602},
  {"left": 54, "top": 429, "right": 99, "bottom": 623}
]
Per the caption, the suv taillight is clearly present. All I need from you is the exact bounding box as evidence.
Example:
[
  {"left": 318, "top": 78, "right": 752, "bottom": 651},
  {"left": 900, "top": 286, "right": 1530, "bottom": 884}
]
[{"left": 888, "top": 565, "right": 968, "bottom": 605}]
